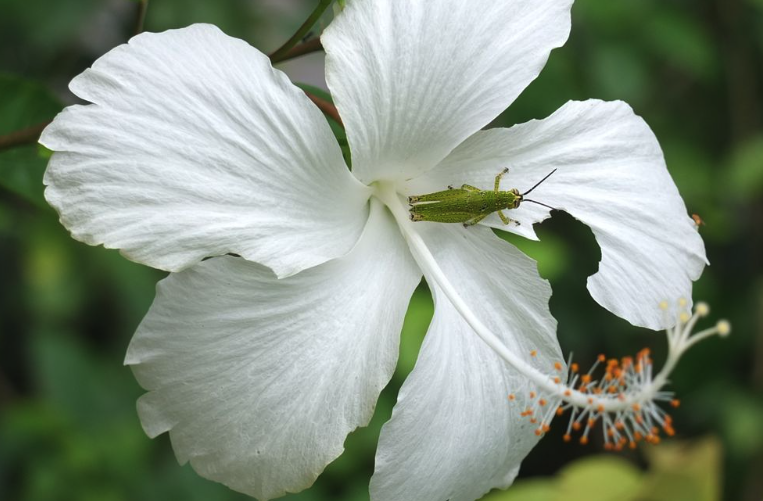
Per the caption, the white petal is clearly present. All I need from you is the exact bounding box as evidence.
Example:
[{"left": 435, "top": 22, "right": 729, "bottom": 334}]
[
  {"left": 42, "top": 24, "right": 370, "bottom": 276},
  {"left": 409, "top": 100, "right": 707, "bottom": 329},
  {"left": 322, "top": 0, "right": 573, "bottom": 184},
  {"left": 371, "top": 224, "right": 561, "bottom": 501},
  {"left": 125, "top": 200, "right": 420, "bottom": 500}
]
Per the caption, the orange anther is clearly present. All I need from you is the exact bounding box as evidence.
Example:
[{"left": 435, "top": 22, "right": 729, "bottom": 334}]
[
  {"left": 554, "top": 362, "right": 563, "bottom": 371},
  {"left": 671, "top": 399, "right": 681, "bottom": 408},
  {"left": 604, "top": 443, "right": 613, "bottom": 451},
  {"left": 508, "top": 394, "right": 516, "bottom": 401},
  {"left": 615, "top": 421, "right": 625, "bottom": 430},
  {"left": 563, "top": 434, "right": 571, "bottom": 442},
  {"left": 542, "top": 424, "right": 551, "bottom": 433},
  {"left": 564, "top": 389, "right": 572, "bottom": 397},
  {"left": 587, "top": 397, "right": 594, "bottom": 405},
  {"left": 529, "top": 391, "right": 536, "bottom": 398},
  {"left": 556, "top": 407, "right": 565, "bottom": 416},
  {"left": 530, "top": 418, "right": 537, "bottom": 424},
  {"left": 636, "top": 348, "right": 650, "bottom": 360},
  {"left": 607, "top": 428, "right": 615, "bottom": 437},
  {"left": 530, "top": 350, "right": 537, "bottom": 357},
  {"left": 553, "top": 377, "right": 561, "bottom": 384},
  {"left": 598, "top": 354, "right": 606, "bottom": 362},
  {"left": 535, "top": 428, "right": 542, "bottom": 436},
  {"left": 572, "top": 422, "right": 582, "bottom": 431},
  {"left": 587, "top": 418, "right": 596, "bottom": 427},
  {"left": 571, "top": 363, "right": 579, "bottom": 373},
  {"left": 632, "top": 404, "right": 641, "bottom": 412},
  {"left": 580, "top": 436, "right": 589, "bottom": 445},
  {"left": 597, "top": 405, "right": 605, "bottom": 413},
  {"left": 538, "top": 399, "right": 547, "bottom": 406},
  {"left": 629, "top": 441, "right": 637, "bottom": 450},
  {"left": 581, "top": 375, "right": 592, "bottom": 384}
]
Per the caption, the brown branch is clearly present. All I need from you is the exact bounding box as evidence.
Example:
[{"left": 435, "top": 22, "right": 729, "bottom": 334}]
[
  {"left": 0, "top": 95, "right": 338, "bottom": 155},
  {"left": 270, "top": 38, "right": 324, "bottom": 64},
  {"left": 0, "top": 121, "right": 50, "bottom": 152},
  {"left": 304, "top": 90, "right": 343, "bottom": 128},
  {"left": 135, "top": 0, "right": 149, "bottom": 35}
]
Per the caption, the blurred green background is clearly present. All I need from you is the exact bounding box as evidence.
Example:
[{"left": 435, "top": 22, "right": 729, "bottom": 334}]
[{"left": 1, "top": 0, "right": 762, "bottom": 500}]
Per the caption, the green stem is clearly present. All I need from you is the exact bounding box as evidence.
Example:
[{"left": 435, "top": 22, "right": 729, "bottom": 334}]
[{"left": 269, "top": 0, "right": 333, "bottom": 63}]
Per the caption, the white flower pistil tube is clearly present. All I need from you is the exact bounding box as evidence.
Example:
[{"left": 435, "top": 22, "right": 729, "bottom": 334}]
[{"left": 377, "top": 182, "right": 729, "bottom": 448}]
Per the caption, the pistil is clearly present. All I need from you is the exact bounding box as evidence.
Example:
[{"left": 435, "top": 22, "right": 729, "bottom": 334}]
[{"left": 375, "top": 183, "right": 729, "bottom": 445}]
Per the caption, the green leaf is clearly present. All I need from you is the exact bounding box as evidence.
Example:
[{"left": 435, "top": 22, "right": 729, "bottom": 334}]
[
  {"left": 496, "top": 228, "right": 570, "bottom": 281},
  {"left": 484, "top": 479, "right": 556, "bottom": 501},
  {"left": 640, "top": 437, "right": 723, "bottom": 501},
  {"left": 0, "top": 74, "right": 62, "bottom": 207},
  {"left": 556, "top": 456, "right": 642, "bottom": 501},
  {"left": 397, "top": 283, "right": 434, "bottom": 375},
  {"left": 333, "top": 0, "right": 346, "bottom": 17}
]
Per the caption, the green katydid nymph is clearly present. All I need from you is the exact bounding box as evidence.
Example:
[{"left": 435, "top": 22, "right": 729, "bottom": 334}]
[{"left": 408, "top": 168, "right": 558, "bottom": 227}]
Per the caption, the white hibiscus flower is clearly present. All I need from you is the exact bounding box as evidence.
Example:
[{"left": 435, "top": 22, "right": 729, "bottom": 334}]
[{"left": 40, "top": 1, "right": 709, "bottom": 500}]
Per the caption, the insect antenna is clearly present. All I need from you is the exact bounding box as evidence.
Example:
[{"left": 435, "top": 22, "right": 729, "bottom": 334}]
[
  {"left": 524, "top": 199, "right": 558, "bottom": 211},
  {"left": 521, "top": 168, "right": 557, "bottom": 196}
]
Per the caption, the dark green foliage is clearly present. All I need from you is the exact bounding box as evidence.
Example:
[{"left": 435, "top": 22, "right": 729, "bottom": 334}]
[{"left": 0, "top": 0, "right": 762, "bottom": 500}]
